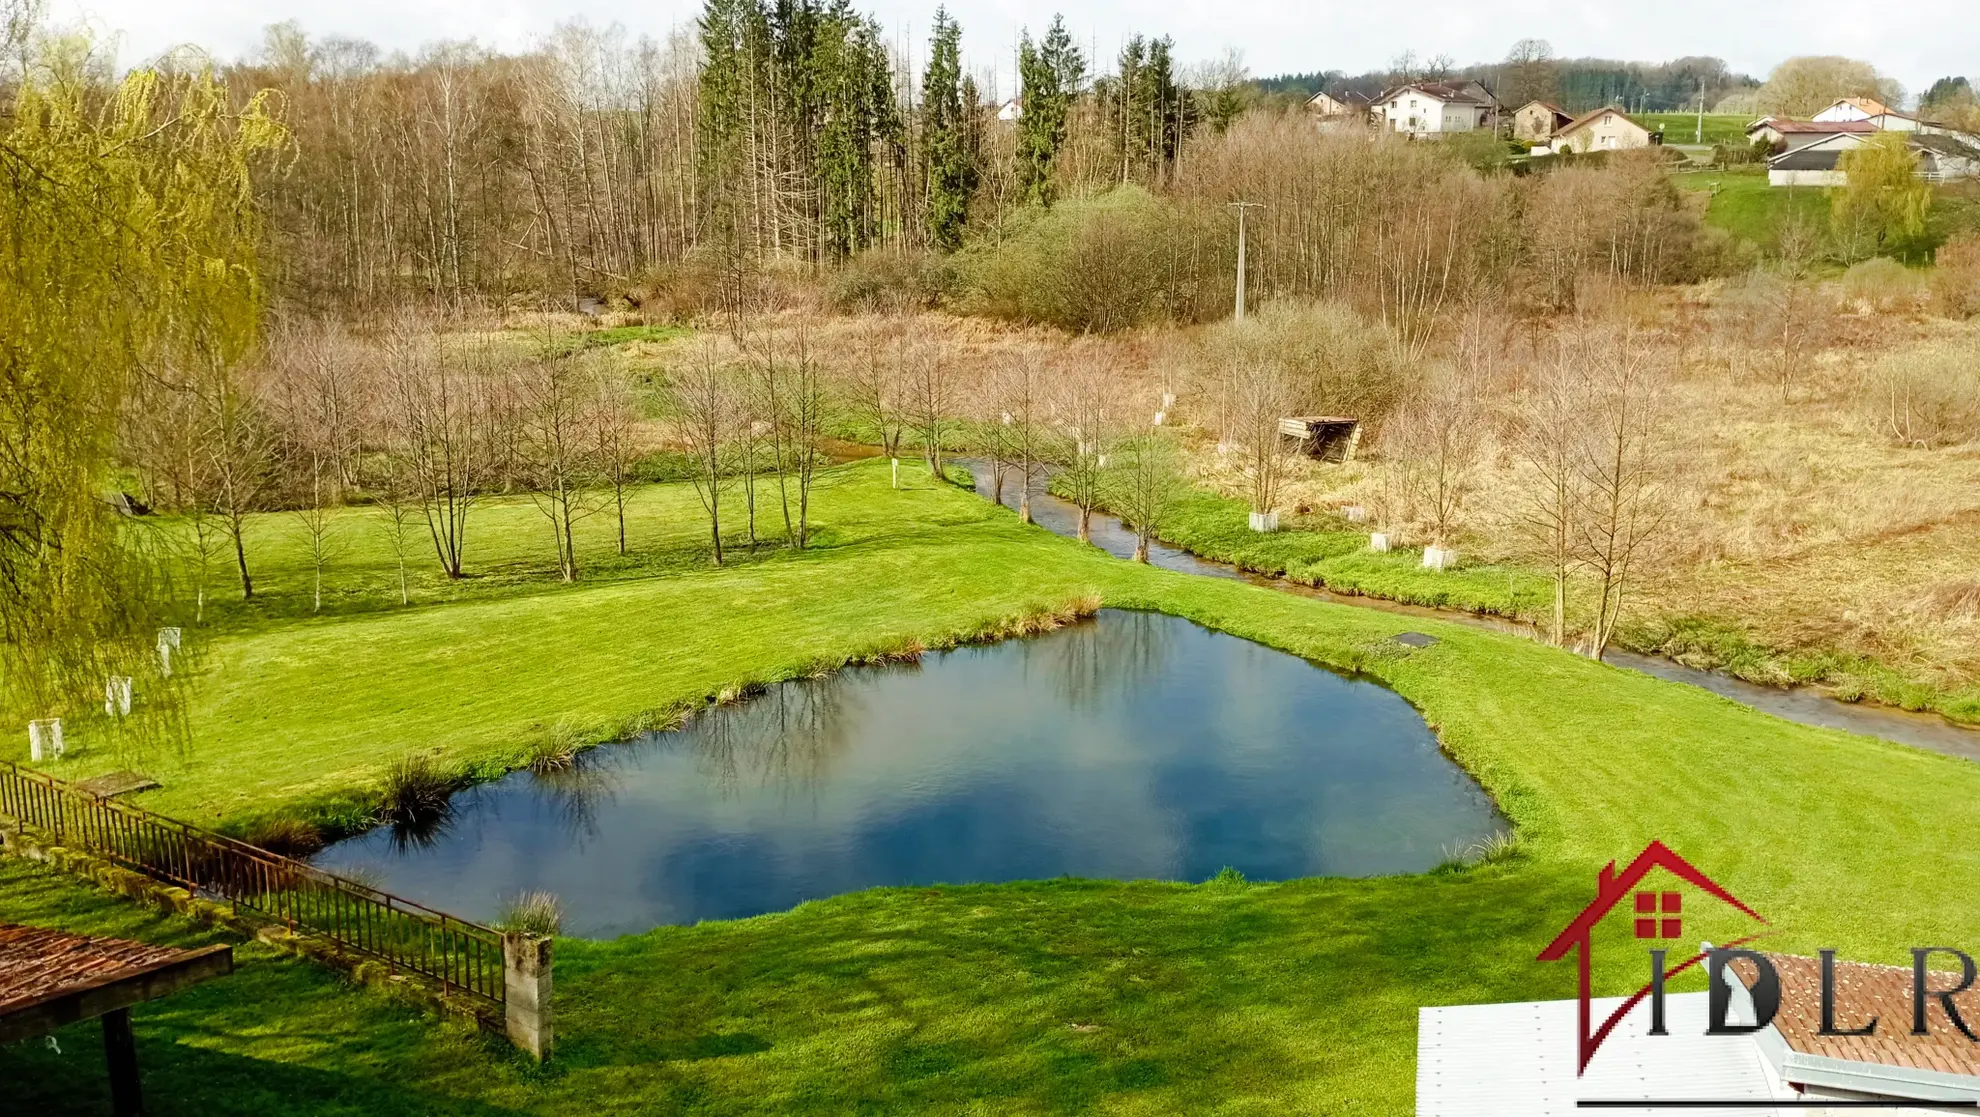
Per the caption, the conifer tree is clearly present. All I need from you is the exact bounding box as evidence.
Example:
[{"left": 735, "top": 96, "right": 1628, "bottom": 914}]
[
  {"left": 920, "top": 7, "right": 977, "bottom": 251},
  {"left": 1015, "top": 14, "right": 1084, "bottom": 206}
]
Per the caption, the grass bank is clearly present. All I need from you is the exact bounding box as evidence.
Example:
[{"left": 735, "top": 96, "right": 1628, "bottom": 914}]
[{"left": 8, "top": 458, "right": 1980, "bottom": 1114}]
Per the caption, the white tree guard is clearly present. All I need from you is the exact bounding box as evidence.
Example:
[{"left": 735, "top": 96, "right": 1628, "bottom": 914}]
[
  {"left": 28, "top": 718, "right": 63, "bottom": 761},
  {"left": 104, "top": 676, "right": 133, "bottom": 717}
]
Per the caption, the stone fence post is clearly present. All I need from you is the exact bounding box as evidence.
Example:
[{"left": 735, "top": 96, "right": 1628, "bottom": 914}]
[{"left": 502, "top": 933, "right": 553, "bottom": 1060}]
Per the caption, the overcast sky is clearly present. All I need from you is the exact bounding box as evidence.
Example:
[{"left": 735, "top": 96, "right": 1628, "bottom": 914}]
[{"left": 42, "top": 0, "right": 1980, "bottom": 101}]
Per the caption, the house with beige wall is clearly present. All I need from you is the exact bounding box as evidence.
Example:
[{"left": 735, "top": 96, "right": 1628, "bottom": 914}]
[
  {"left": 1550, "top": 108, "right": 1657, "bottom": 153},
  {"left": 1513, "top": 100, "right": 1573, "bottom": 142},
  {"left": 1373, "top": 81, "right": 1497, "bottom": 136}
]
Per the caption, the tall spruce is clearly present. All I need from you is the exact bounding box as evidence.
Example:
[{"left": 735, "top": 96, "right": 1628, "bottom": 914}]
[
  {"left": 1104, "top": 35, "right": 1189, "bottom": 185},
  {"left": 920, "top": 8, "right": 977, "bottom": 251},
  {"left": 1015, "top": 15, "right": 1084, "bottom": 206}
]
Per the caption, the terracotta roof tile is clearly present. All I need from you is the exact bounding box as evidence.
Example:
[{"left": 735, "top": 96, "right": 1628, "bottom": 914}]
[
  {"left": 0, "top": 924, "right": 192, "bottom": 1014},
  {"left": 1740, "top": 952, "right": 1980, "bottom": 1078}
]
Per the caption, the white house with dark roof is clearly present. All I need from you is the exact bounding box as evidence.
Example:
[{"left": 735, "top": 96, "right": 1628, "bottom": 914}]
[{"left": 1374, "top": 80, "right": 1497, "bottom": 136}]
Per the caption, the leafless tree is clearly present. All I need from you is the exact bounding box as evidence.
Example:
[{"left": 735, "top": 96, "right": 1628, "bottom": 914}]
[
  {"left": 589, "top": 361, "right": 640, "bottom": 555},
  {"left": 1510, "top": 335, "right": 1589, "bottom": 647},
  {"left": 371, "top": 455, "right": 422, "bottom": 606},
  {"left": 385, "top": 320, "right": 494, "bottom": 579},
  {"left": 770, "top": 322, "right": 827, "bottom": 549},
  {"left": 1212, "top": 335, "right": 1297, "bottom": 523},
  {"left": 996, "top": 351, "right": 1049, "bottom": 524},
  {"left": 676, "top": 338, "right": 736, "bottom": 565},
  {"left": 1105, "top": 431, "right": 1184, "bottom": 563},
  {"left": 1054, "top": 343, "right": 1120, "bottom": 543},
  {"left": 905, "top": 336, "right": 955, "bottom": 483},
  {"left": 289, "top": 453, "right": 341, "bottom": 613},
  {"left": 847, "top": 317, "right": 907, "bottom": 483},
  {"left": 1573, "top": 327, "right": 1674, "bottom": 660},
  {"left": 197, "top": 356, "right": 279, "bottom": 602},
  {"left": 516, "top": 354, "right": 598, "bottom": 582}
]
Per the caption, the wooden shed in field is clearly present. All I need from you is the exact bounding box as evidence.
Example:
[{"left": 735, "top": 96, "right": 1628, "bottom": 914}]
[{"left": 1278, "top": 416, "right": 1362, "bottom": 462}]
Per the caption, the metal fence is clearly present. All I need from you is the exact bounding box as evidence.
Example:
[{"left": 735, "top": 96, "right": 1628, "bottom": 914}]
[{"left": 0, "top": 760, "right": 505, "bottom": 1015}]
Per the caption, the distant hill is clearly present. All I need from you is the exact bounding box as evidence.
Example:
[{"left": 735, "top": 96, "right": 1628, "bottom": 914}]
[{"left": 1257, "top": 55, "right": 1759, "bottom": 114}]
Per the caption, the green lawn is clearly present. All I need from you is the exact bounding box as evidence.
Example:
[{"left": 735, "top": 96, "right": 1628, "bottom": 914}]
[
  {"left": 1675, "top": 168, "right": 1830, "bottom": 250},
  {"left": 1639, "top": 112, "right": 1752, "bottom": 146},
  {"left": 8, "top": 458, "right": 1980, "bottom": 1114}
]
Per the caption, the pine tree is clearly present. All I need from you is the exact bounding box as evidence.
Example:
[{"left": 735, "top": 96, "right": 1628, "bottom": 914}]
[
  {"left": 920, "top": 8, "right": 977, "bottom": 251},
  {"left": 1014, "top": 14, "right": 1084, "bottom": 206}
]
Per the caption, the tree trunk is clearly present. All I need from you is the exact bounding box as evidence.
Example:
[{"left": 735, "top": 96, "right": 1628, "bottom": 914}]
[{"left": 230, "top": 516, "right": 255, "bottom": 601}]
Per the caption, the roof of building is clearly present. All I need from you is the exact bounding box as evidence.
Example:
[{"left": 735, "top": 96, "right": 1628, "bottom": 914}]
[
  {"left": 1554, "top": 105, "right": 1656, "bottom": 139},
  {"left": 1748, "top": 118, "right": 1877, "bottom": 135},
  {"left": 1516, "top": 99, "right": 1571, "bottom": 116},
  {"left": 0, "top": 923, "right": 233, "bottom": 1044},
  {"left": 1747, "top": 953, "right": 1980, "bottom": 1079},
  {"left": 1768, "top": 147, "right": 1846, "bottom": 171},
  {"left": 1909, "top": 132, "right": 1980, "bottom": 159},
  {"left": 1837, "top": 97, "right": 1894, "bottom": 116},
  {"left": 1380, "top": 80, "right": 1494, "bottom": 107}
]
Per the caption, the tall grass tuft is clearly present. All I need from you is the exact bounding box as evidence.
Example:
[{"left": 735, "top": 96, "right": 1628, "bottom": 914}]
[
  {"left": 244, "top": 816, "right": 324, "bottom": 857},
  {"left": 378, "top": 753, "right": 455, "bottom": 827},
  {"left": 497, "top": 890, "right": 564, "bottom": 937},
  {"left": 525, "top": 720, "right": 584, "bottom": 774}
]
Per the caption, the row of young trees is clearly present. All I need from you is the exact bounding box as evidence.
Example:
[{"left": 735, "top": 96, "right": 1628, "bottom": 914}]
[{"left": 126, "top": 320, "right": 650, "bottom": 613}]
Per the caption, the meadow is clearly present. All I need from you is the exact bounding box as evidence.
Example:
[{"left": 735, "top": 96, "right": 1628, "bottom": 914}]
[{"left": 7, "top": 458, "right": 1980, "bottom": 1114}]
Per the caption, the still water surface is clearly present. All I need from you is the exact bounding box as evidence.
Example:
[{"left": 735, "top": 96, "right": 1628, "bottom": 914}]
[{"left": 316, "top": 610, "right": 1503, "bottom": 935}]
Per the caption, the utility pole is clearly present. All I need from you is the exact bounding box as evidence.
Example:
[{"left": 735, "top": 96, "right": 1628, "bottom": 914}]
[
  {"left": 1229, "top": 201, "right": 1263, "bottom": 322},
  {"left": 1696, "top": 78, "right": 1706, "bottom": 145}
]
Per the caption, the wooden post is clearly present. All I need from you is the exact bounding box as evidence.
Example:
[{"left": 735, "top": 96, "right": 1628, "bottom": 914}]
[{"left": 102, "top": 1008, "right": 144, "bottom": 1117}]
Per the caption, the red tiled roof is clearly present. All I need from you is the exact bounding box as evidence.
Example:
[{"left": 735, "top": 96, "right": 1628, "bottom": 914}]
[
  {"left": 0, "top": 924, "right": 198, "bottom": 1013},
  {"left": 1742, "top": 953, "right": 1980, "bottom": 1078}
]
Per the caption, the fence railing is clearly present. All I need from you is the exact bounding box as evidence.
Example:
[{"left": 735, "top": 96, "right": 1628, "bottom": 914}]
[{"left": 0, "top": 760, "right": 505, "bottom": 1016}]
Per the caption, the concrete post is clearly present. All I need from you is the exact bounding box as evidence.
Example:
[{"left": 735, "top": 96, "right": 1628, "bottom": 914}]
[{"left": 503, "top": 933, "right": 553, "bottom": 1060}]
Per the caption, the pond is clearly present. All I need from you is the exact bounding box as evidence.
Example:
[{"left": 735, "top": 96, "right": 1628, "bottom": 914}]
[{"left": 315, "top": 610, "right": 1504, "bottom": 936}]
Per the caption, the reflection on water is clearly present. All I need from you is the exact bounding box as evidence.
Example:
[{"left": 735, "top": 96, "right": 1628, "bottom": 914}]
[{"left": 316, "top": 610, "right": 1504, "bottom": 936}]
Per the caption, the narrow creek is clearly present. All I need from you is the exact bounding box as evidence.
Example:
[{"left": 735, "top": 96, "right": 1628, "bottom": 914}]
[{"left": 955, "top": 459, "right": 1980, "bottom": 763}]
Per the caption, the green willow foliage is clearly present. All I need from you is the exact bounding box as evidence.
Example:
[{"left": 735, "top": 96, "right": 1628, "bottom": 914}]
[{"left": 0, "top": 43, "right": 284, "bottom": 732}]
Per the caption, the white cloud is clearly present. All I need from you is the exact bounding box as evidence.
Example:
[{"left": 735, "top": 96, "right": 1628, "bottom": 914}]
[{"left": 43, "top": 0, "right": 1980, "bottom": 100}]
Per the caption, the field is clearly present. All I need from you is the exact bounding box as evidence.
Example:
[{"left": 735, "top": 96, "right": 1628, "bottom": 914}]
[
  {"left": 1674, "top": 167, "right": 1829, "bottom": 249},
  {"left": 1639, "top": 112, "right": 1752, "bottom": 146},
  {"left": 8, "top": 458, "right": 1980, "bottom": 1114}
]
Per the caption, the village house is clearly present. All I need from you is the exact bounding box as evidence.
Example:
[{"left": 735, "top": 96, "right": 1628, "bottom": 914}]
[
  {"left": 1512, "top": 100, "right": 1573, "bottom": 142},
  {"left": 996, "top": 98, "right": 1021, "bottom": 123},
  {"left": 1549, "top": 107, "right": 1659, "bottom": 153},
  {"left": 1374, "top": 80, "right": 1497, "bottom": 137},
  {"left": 1766, "top": 130, "right": 1980, "bottom": 186},
  {"left": 1812, "top": 96, "right": 1920, "bottom": 131}
]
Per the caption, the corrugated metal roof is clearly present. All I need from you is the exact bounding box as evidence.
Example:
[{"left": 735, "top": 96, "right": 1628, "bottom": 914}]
[{"left": 1417, "top": 992, "right": 1793, "bottom": 1115}]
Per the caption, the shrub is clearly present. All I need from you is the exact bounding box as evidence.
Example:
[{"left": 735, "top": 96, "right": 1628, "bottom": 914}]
[
  {"left": 958, "top": 185, "right": 1227, "bottom": 332},
  {"left": 525, "top": 720, "right": 584, "bottom": 774},
  {"left": 378, "top": 753, "right": 456, "bottom": 827},
  {"left": 1839, "top": 256, "right": 1924, "bottom": 311},
  {"left": 1931, "top": 232, "right": 1980, "bottom": 318},
  {"left": 497, "top": 890, "right": 565, "bottom": 937},
  {"left": 244, "top": 816, "right": 324, "bottom": 857},
  {"left": 1863, "top": 335, "right": 1980, "bottom": 446},
  {"left": 828, "top": 248, "right": 949, "bottom": 313}
]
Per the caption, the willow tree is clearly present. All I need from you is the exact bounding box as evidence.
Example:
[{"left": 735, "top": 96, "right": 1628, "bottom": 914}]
[{"left": 0, "top": 39, "right": 284, "bottom": 736}]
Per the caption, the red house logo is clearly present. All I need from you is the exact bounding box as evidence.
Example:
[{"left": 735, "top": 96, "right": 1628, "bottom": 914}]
[{"left": 1536, "top": 840, "right": 1769, "bottom": 1073}]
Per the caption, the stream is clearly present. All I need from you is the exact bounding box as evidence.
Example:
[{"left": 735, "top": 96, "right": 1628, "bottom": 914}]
[{"left": 955, "top": 459, "right": 1980, "bottom": 763}]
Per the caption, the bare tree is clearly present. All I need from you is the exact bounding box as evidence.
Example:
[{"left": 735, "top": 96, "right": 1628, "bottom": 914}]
[
  {"left": 1573, "top": 327, "right": 1673, "bottom": 660},
  {"left": 1510, "top": 336, "right": 1589, "bottom": 647},
  {"left": 515, "top": 353, "right": 598, "bottom": 582},
  {"left": 848, "top": 317, "right": 907, "bottom": 485},
  {"left": 198, "top": 356, "right": 278, "bottom": 602},
  {"left": 997, "top": 351, "right": 1049, "bottom": 524},
  {"left": 905, "top": 336, "right": 956, "bottom": 482},
  {"left": 1212, "top": 334, "right": 1297, "bottom": 527},
  {"left": 386, "top": 321, "right": 494, "bottom": 579},
  {"left": 676, "top": 338, "right": 735, "bottom": 565},
  {"left": 372, "top": 455, "right": 421, "bottom": 606},
  {"left": 1106, "top": 431, "right": 1184, "bottom": 563},
  {"left": 771, "top": 321, "right": 827, "bottom": 549},
  {"left": 289, "top": 453, "right": 341, "bottom": 613},
  {"left": 589, "top": 360, "right": 641, "bottom": 555},
  {"left": 1054, "top": 343, "right": 1120, "bottom": 543},
  {"left": 1382, "top": 312, "right": 1498, "bottom": 546}
]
